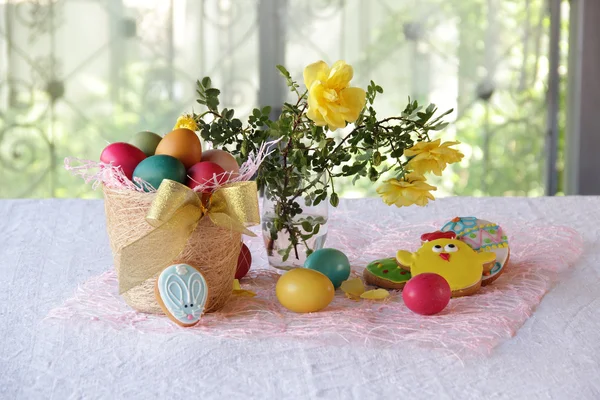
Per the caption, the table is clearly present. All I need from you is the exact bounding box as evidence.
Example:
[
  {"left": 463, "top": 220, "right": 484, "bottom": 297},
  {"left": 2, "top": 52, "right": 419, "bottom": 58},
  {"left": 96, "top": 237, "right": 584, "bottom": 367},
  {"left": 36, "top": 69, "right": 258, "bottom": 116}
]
[{"left": 1, "top": 197, "right": 599, "bottom": 399}]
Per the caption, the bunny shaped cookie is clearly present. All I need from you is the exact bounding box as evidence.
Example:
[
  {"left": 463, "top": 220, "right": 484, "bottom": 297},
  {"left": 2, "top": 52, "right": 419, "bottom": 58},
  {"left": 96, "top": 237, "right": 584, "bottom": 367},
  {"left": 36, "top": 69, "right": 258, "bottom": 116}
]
[{"left": 155, "top": 264, "right": 209, "bottom": 327}]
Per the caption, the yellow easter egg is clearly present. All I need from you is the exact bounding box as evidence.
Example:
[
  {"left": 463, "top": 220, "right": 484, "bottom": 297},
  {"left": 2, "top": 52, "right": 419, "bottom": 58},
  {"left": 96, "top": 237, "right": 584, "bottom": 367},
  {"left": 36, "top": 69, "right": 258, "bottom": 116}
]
[
  {"left": 276, "top": 268, "right": 335, "bottom": 313},
  {"left": 155, "top": 128, "right": 202, "bottom": 169}
]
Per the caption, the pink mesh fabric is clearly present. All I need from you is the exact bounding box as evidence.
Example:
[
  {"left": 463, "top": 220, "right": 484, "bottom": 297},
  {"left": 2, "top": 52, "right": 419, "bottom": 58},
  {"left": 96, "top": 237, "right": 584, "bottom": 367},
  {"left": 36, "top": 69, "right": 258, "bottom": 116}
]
[{"left": 47, "top": 220, "right": 582, "bottom": 356}]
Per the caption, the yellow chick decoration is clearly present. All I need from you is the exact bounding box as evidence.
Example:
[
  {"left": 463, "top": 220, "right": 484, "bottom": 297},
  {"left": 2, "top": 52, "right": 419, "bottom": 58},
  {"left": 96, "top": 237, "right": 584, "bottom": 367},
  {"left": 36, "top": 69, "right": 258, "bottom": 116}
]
[{"left": 396, "top": 231, "right": 496, "bottom": 297}]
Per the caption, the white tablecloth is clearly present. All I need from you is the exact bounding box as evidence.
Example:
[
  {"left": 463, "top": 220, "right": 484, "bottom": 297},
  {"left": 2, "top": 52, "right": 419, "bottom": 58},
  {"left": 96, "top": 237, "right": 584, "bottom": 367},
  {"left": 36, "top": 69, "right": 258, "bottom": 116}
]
[{"left": 1, "top": 196, "right": 599, "bottom": 399}]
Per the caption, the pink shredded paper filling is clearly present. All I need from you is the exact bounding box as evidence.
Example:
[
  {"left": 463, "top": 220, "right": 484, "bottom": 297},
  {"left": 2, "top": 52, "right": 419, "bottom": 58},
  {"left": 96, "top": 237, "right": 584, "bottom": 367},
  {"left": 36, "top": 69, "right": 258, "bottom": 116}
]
[{"left": 46, "top": 219, "right": 582, "bottom": 355}]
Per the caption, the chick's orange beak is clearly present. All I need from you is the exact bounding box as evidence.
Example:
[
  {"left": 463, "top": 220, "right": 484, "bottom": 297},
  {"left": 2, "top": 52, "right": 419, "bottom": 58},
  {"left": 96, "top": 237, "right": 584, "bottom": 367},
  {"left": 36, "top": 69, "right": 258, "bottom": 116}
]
[{"left": 439, "top": 253, "right": 450, "bottom": 261}]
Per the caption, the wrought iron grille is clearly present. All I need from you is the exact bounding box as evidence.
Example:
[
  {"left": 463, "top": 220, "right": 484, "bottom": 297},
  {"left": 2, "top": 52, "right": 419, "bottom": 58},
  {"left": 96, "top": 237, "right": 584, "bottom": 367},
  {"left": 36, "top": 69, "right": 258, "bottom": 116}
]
[{"left": 0, "top": 0, "right": 567, "bottom": 198}]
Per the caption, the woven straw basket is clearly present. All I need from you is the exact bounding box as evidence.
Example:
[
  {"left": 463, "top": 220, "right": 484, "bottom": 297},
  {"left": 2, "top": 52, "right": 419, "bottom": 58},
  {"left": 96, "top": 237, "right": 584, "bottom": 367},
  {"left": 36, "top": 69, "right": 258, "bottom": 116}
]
[{"left": 103, "top": 186, "right": 241, "bottom": 314}]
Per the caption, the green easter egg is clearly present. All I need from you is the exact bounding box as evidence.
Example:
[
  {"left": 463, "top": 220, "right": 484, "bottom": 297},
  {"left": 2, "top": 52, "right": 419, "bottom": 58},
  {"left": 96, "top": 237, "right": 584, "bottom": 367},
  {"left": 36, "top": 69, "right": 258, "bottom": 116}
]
[
  {"left": 132, "top": 155, "right": 186, "bottom": 192},
  {"left": 304, "top": 248, "right": 351, "bottom": 289},
  {"left": 130, "top": 131, "right": 163, "bottom": 156}
]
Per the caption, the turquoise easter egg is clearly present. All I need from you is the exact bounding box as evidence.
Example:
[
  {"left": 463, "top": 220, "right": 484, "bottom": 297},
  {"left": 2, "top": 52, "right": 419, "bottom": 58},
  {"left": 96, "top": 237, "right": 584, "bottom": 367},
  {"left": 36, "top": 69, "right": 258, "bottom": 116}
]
[
  {"left": 304, "top": 248, "right": 351, "bottom": 289},
  {"left": 129, "top": 131, "right": 163, "bottom": 156},
  {"left": 132, "top": 154, "right": 186, "bottom": 191}
]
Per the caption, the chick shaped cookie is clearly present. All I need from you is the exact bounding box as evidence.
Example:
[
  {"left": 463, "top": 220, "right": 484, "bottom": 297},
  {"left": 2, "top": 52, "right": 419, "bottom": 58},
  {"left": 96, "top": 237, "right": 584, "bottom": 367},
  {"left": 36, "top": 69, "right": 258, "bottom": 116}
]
[{"left": 397, "top": 231, "right": 496, "bottom": 297}]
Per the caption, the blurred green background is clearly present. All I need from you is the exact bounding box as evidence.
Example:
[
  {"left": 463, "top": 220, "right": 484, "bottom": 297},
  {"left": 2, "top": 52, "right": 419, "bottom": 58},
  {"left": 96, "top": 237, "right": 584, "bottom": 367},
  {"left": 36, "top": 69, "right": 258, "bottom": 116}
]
[{"left": 0, "top": 0, "right": 569, "bottom": 199}]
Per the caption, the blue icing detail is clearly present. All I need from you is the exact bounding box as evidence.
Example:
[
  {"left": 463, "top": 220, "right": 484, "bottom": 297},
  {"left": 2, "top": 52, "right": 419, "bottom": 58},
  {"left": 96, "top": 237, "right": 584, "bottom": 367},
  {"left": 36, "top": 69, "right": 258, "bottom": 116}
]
[
  {"left": 440, "top": 217, "right": 478, "bottom": 235},
  {"left": 490, "top": 261, "right": 502, "bottom": 274},
  {"left": 157, "top": 264, "right": 208, "bottom": 325}
]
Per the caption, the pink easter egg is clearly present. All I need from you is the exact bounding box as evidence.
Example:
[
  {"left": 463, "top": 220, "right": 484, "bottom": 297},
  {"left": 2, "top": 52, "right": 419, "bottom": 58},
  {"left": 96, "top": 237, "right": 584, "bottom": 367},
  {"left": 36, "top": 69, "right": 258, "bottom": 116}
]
[
  {"left": 100, "top": 142, "right": 147, "bottom": 180},
  {"left": 201, "top": 149, "right": 240, "bottom": 176},
  {"left": 186, "top": 161, "right": 227, "bottom": 192},
  {"left": 402, "top": 273, "right": 451, "bottom": 315}
]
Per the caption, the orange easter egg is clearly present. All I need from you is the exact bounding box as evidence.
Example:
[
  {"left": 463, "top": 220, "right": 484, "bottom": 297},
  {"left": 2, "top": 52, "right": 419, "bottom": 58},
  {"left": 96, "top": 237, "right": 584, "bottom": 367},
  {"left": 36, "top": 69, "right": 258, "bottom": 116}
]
[
  {"left": 155, "top": 128, "right": 202, "bottom": 169},
  {"left": 201, "top": 149, "right": 240, "bottom": 176}
]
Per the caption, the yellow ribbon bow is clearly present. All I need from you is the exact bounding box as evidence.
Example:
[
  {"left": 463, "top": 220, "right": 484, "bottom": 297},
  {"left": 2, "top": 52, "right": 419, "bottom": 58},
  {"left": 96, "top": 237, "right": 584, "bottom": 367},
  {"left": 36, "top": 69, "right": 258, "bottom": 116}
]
[{"left": 118, "top": 179, "right": 259, "bottom": 294}]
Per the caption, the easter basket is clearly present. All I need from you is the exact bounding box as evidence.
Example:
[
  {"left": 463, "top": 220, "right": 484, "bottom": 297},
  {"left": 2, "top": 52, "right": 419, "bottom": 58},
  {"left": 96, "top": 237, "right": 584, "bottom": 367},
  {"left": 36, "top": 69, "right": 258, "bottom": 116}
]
[
  {"left": 65, "top": 139, "right": 271, "bottom": 315},
  {"left": 103, "top": 185, "right": 241, "bottom": 314}
]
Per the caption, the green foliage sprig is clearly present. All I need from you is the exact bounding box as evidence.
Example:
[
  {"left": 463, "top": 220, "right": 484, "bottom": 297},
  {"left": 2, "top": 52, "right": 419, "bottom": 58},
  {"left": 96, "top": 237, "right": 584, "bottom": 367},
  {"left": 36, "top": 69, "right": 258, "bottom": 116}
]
[{"left": 193, "top": 67, "right": 451, "bottom": 262}]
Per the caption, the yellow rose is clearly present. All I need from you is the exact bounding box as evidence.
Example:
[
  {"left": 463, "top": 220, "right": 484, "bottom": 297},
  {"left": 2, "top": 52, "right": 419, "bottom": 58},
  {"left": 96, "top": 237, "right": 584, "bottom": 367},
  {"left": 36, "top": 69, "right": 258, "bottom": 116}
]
[
  {"left": 376, "top": 172, "right": 437, "bottom": 207},
  {"left": 174, "top": 114, "right": 198, "bottom": 132},
  {"left": 405, "top": 139, "right": 464, "bottom": 176},
  {"left": 303, "top": 60, "right": 366, "bottom": 131}
]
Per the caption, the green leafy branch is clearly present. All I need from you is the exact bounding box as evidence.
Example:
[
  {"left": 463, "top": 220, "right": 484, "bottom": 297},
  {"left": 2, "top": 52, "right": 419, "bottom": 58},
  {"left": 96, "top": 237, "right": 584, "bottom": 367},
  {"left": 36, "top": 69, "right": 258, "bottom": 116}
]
[{"left": 193, "top": 67, "right": 451, "bottom": 262}]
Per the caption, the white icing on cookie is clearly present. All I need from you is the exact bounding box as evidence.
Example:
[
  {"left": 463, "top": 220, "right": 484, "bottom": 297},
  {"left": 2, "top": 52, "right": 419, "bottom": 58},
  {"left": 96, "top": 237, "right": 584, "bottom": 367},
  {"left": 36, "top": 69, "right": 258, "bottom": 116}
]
[
  {"left": 175, "top": 264, "right": 188, "bottom": 276},
  {"left": 157, "top": 264, "right": 208, "bottom": 327}
]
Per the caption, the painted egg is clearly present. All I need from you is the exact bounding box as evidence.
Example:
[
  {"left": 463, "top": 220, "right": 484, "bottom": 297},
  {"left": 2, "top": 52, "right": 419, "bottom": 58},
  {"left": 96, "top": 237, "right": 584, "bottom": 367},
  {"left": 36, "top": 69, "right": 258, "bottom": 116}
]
[
  {"left": 132, "top": 155, "right": 187, "bottom": 191},
  {"left": 155, "top": 128, "right": 202, "bottom": 169},
  {"left": 235, "top": 243, "right": 252, "bottom": 280},
  {"left": 100, "top": 142, "right": 147, "bottom": 180},
  {"left": 304, "top": 248, "right": 351, "bottom": 289},
  {"left": 129, "top": 131, "right": 163, "bottom": 156},
  {"left": 402, "top": 273, "right": 451, "bottom": 316},
  {"left": 276, "top": 268, "right": 335, "bottom": 313},
  {"left": 186, "top": 161, "right": 228, "bottom": 192},
  {"left": 201, "top": 149, "right": 240, "bottom": 176}
]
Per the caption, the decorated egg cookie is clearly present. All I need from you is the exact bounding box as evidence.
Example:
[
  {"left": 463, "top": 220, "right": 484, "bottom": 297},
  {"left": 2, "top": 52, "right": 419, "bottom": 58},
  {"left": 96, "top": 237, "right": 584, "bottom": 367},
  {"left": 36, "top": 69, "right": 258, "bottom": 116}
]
[
  {"left": 440, "top": 217, "right": 509, "bottom": 285},
  {"left": 363, "top": 257, "right": 411, "bottom": 290},
  {"left": 396, "top": 231, "right": 496, "bottom": 297},
  {"left": 155, "top": 264, "right": 209, "bottom": 327}
]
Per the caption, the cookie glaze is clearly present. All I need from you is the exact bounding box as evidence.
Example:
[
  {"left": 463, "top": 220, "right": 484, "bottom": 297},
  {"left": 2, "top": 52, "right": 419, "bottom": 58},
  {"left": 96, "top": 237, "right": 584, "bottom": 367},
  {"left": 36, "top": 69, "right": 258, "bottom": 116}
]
[
  {"left": 421, "top": 231, "right": 456, "bottom": 242},
  {"left": 365, "top": 258, "right": 412, "bottom": 284},
  {"left": 156, "top": 264, "right": 208, "bottom": 327},
  {"left": 440, "top": 216, "right": 478, "bottom": 233},
  {"left": 441, "top": 217, "right": 509, "bottom": 283}
]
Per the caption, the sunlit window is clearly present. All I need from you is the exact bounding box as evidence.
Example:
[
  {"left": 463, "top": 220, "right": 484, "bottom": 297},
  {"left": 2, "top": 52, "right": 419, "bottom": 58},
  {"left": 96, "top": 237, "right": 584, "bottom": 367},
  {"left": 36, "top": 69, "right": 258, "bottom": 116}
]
[{"left": 0, "top": 0, "right": 569, "bottom": 198}]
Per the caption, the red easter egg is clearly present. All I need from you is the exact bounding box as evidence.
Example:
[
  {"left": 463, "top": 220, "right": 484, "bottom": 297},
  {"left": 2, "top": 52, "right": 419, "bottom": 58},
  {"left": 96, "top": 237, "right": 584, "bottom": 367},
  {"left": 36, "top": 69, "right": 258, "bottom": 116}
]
[
  {"left": 402, "top": 273, "right": 451, "bottom": 316},
  {"left": 235, "top": 243, "right": 252, "bottom": 279},
  {"left": 100, "top": 142, "right": 147, "bottom": 180},
  {"left": 186, "top": 161, "right": 227, "bottom": 192}
]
